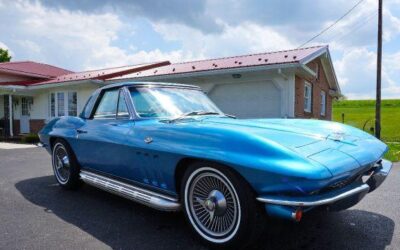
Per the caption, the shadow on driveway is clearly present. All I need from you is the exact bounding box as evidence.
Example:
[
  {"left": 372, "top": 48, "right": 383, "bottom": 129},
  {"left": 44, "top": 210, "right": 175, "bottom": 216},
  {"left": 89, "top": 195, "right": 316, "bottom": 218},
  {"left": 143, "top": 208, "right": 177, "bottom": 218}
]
[{"left": 15, "top": 176, "right": 394, "bottom": 249}]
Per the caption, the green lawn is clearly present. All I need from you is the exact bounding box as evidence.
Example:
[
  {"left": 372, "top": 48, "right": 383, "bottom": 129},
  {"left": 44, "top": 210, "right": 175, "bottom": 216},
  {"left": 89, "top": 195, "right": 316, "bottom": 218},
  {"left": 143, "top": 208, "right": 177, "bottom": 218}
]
[{"left": 333, "top": 99, "right": 400, "bottom": 162}]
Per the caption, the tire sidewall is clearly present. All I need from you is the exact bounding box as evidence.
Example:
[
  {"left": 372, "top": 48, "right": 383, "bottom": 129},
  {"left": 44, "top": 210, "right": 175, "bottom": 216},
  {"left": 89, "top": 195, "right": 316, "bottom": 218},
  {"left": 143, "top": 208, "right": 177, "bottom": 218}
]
[
  {"left": 52, "top": 142, "right": 70, "bottom": 185},
  {"left": 181, "top": 162, "right": 261, "bottom": 249},
  {"left": 51, "top": 139, "right": 81, "bottom": 189}
]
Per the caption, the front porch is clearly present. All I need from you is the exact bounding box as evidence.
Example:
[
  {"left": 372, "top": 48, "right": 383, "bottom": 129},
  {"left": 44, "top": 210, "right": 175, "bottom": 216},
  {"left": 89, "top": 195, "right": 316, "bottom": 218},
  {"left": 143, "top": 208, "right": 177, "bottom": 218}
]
[{"left": 0, "top": 94, "right": 35, "bottom": 140}]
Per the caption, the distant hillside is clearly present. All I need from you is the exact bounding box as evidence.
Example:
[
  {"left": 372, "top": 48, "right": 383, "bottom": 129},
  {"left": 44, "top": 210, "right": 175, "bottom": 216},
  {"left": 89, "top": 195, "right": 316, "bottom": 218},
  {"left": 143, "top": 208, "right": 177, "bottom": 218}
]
[
  {"left": 333, "top": 99, "right": 400, "bottom": 162},
  {"left": 333, "top": 99, "right": 400, "bottom": 108},
  {"left": 333, "top": 99, "right": 400, "bottom": 142}
]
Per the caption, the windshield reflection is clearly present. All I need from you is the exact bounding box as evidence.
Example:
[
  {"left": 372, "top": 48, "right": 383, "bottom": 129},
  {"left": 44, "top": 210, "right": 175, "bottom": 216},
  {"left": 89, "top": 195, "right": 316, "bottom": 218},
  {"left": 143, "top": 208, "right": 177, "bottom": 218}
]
[{"left": 130, "top": 87, "right": 223, "bottom": 119}]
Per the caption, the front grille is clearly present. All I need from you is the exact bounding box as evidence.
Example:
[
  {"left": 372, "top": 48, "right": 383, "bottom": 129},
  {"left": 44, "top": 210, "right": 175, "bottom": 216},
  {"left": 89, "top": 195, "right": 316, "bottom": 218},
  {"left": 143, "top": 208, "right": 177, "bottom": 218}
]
[
  {"left": 321, "top": 174, "right": 361, "bottom": 193},
  {"left": 319, "top": 159, "right": 380, "bottom": 194},
  {"left": 328, "top": 178, "right": 354, "bottom": 189}
]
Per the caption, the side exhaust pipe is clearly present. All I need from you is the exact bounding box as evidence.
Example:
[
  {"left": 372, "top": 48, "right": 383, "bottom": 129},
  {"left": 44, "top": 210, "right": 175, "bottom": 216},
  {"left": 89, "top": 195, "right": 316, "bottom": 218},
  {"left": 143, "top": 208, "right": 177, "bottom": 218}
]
[{"left": 265, "top": 204, "right": 303, "bottom": 222}]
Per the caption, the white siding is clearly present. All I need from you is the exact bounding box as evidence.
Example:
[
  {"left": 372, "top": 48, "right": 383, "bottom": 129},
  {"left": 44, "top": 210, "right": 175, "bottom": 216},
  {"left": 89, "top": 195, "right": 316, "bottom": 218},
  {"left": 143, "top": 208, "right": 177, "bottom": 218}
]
[
  {"left": 29, "top": 85, "right": 97, "bottom": 120},
  {"left": 1, "top": 69, "right": 297, "bottom": 120},
  {"left": 120, "top": 70, "right": 296, "bottom": 118}
]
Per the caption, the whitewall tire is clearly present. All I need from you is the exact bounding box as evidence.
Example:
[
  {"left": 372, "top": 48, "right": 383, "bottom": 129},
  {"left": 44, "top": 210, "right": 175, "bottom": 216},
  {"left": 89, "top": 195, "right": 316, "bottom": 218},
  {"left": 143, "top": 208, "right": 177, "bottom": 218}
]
[{"left": 181, "top": 162, "right": 265, "bottom": 249}]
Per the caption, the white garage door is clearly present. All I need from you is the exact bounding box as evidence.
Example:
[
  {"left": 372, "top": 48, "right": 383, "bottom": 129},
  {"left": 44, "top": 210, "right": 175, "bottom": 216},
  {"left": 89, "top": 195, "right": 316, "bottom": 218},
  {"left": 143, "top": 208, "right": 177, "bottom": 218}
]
[{"left": 208, "top": 81, "right": 282, "bottom": 118}]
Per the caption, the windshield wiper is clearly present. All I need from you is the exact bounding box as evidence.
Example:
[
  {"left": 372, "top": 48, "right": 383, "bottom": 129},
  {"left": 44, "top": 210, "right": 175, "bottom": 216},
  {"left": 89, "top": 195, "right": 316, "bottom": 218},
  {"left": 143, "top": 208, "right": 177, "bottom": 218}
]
[
  {"left": 165, "top": 110, "right": 220, "bottom": 123},
  {"left": 223, "top": 113, "right": 236, "bottom": 119}
]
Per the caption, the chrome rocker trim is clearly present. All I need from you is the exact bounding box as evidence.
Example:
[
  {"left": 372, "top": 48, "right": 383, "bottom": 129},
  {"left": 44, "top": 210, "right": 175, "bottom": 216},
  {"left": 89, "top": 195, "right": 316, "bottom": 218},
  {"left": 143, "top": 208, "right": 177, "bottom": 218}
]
[
  {"left": 257, "top": 159, "right": 392, "bottom": 207},
  {"left": 80, "top": 170, "right": 181, "bottom": 211}
]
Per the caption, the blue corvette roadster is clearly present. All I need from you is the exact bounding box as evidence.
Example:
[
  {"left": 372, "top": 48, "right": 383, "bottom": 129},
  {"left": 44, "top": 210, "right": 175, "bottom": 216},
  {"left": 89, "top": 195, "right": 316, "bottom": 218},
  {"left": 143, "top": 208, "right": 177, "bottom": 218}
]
[{"left": 39, "top": 82, "right": 392, "bottom": 248}]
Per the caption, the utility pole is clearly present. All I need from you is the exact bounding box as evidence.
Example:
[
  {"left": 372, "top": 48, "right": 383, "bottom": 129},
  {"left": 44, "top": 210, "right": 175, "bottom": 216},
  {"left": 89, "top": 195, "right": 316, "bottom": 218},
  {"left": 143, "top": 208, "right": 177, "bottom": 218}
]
[{"left": 375, "top": 0, "right": 383, "bottom": 139}]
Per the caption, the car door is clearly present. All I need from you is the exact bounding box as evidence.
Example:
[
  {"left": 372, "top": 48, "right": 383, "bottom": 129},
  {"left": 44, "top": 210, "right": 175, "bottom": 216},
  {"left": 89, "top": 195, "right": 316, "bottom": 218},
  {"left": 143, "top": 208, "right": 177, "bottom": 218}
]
[{"left": 74, "top": 88, "right": 143, "bottom": 180}]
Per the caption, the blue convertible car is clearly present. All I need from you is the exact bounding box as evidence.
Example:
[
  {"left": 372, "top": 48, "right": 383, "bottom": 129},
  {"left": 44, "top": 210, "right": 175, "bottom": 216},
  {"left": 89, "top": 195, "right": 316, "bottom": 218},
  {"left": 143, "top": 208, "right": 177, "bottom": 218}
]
[{"left": 39, "top": 82, "right": 392, "bottom": 248}]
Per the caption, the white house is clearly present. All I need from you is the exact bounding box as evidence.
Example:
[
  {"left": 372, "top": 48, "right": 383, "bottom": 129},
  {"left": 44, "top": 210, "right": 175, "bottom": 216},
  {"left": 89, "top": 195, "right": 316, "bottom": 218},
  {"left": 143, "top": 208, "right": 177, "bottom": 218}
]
[{"left": 0, "top": 45, "right": 340, "bottom": 138}]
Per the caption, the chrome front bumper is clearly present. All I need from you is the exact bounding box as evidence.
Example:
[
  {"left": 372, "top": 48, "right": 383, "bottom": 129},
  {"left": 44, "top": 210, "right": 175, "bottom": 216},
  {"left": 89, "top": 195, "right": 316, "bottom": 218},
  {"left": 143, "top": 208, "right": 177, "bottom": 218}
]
[
  {"left": 257, "top": 159, "right": 392, "bottom": 207},
  {"left": 366, "top": 159, "right": 392, "bottom": 193}
]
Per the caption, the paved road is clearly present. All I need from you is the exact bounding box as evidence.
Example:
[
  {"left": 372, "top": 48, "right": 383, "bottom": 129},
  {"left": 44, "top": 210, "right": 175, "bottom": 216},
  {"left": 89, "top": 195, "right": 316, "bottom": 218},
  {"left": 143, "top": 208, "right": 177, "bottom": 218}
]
[{"left": 0, "top": 147, "right": 399, "bottom": 250}]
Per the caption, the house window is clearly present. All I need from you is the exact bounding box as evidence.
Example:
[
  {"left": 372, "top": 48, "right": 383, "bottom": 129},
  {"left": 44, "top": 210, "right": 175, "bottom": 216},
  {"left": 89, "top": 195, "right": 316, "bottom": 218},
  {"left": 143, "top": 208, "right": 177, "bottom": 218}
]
[
  {"left": 304, "top": 82, "right": 312, "bottom": 113},
  {"left": 57, "top": 92, "right": 65, "bottom": 116},
  {"left": 49, "top": 91, "right": 78, "bottom": 117},
  {"left": 50, "top": 93, "right": 55, "bottom": 117},
  {"left": 68, "top": 92, "right": 77, "bottom": 116},
  {"left": 21, "top": 97, "right": 32, "bottom": 116},
  {"left": 320, "top": 91, "right": 326, "bottom": 116}
]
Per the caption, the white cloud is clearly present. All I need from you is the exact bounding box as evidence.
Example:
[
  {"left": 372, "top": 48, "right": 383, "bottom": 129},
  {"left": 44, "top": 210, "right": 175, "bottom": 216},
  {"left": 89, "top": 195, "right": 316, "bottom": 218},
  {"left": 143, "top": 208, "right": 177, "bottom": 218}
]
[
  {"left": 16, "top": 40, "right": 41, "bottom": 53},
  {"left": 152, "top": 21, "right": 294, "bottom": 61},
  {"left": 334, "top": 47, "right": 400, "bottom": 99},
  {"left": 1, "top": 0, "right": 399, "bottom": 100},
  {"left": 0, "top": 41, "right": 8, "bottom": 49},
  {"left": 334, "top": 48, "right": 376, "bottom": 98},
  {"left": 0, "top": 0, "right": 187, "bottom": 70}
]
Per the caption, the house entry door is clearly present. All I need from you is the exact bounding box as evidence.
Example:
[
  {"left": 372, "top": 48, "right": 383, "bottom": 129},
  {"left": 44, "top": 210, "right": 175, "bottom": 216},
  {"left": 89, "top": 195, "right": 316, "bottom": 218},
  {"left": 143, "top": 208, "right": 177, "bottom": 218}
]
[{"left": 20, "top": 97, "right": 31, "bottom": 134}]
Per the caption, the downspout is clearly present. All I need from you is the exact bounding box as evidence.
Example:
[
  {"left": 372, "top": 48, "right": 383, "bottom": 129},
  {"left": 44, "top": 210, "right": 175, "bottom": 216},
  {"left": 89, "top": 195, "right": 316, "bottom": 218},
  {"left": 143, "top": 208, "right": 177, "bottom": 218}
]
[
  {"left": 277, "top": 68, "right": 289, "bottom": 80},
  {"left": 9, "top": 94, "right": 13, "bottom": 137}
]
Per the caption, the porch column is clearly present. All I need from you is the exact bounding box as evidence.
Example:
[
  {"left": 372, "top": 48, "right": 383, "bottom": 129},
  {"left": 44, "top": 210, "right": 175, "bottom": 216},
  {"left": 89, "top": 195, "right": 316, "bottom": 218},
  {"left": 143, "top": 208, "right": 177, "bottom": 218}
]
[{"left": 9, "top": 95, "right": 13, "bottom": 137}]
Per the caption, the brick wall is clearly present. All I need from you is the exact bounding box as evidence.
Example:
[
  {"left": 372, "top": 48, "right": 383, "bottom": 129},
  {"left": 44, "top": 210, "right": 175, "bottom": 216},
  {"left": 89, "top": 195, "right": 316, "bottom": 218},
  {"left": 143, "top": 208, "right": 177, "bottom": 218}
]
[
  {"left": 295, "top": 59, "right": 333, "bottom": 120},
  {"left": 13, "top": 120, "right": 20, "bottom": 135},
  {"left": 1, "top": 119, "right": 44, "bottom": 137},
  {"left": 30, "top": 119, "right": 46, "bottom": 133}
]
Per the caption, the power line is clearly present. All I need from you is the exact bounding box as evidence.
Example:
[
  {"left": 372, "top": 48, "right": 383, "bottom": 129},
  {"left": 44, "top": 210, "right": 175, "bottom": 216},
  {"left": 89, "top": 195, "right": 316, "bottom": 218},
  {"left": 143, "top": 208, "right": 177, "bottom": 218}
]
[
  {"left": 332, "top": 11, "right": 377, "bottom": 44},
  {"left": 297, "top": 0, "right": 367, "bottom": 48},
  {"left": 324, "top": 10, "right": 377, "bottom": 42}
]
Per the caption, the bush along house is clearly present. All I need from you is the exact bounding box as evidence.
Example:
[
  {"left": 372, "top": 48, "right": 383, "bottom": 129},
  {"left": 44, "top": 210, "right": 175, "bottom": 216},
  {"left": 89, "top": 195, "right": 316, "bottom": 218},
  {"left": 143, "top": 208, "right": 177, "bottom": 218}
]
[{"left": 0, "top": 45, "right": 340, "bottom": 139}]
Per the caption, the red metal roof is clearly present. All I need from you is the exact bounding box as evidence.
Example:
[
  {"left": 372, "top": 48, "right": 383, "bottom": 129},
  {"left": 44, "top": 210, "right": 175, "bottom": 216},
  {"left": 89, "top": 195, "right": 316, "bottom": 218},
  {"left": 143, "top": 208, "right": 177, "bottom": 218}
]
[
  {"left": 0, "top": 61, "right": 73, "bottom": 79},
  {"left": 114, "top": 46, "right": 326, "bottom": 79},
  {"left": 32, "top": 61, "right": 170, "bottom": 86},
  {"left": 0, "top": 80, "right": 44, "bottom": 86},
  {"left": 0, "top": 46, "right": 327, "bottom": 88}
]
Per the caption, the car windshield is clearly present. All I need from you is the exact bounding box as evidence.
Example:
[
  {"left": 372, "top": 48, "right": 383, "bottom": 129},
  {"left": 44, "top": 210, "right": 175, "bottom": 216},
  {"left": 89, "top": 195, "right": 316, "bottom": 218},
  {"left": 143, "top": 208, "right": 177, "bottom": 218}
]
[{"left": 129, "top": 86, "right": 223, "bottom": 119}]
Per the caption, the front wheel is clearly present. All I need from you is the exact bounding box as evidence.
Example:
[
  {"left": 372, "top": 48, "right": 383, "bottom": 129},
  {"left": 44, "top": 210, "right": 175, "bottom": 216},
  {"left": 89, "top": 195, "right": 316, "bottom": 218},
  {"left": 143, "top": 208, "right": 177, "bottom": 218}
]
[
  {"left": 181, "top": 162, "right": 265, "bottom": 249},
  {"left": 52, "top": 139, "right": 81, "bottom": 189}
]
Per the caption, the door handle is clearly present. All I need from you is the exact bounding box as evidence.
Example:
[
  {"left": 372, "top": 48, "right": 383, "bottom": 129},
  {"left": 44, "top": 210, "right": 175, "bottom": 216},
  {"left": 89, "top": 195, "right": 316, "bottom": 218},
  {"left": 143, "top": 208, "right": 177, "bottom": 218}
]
[{"left": 76, "top": 129, "right": 87, "bottom": 134}]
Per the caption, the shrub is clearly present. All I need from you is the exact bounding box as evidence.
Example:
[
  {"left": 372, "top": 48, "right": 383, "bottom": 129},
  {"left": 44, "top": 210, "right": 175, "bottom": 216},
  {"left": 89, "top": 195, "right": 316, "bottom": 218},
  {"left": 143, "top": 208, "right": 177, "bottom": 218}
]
[{"left": 21, "top": 133, "right": 40, "bottom": 144}]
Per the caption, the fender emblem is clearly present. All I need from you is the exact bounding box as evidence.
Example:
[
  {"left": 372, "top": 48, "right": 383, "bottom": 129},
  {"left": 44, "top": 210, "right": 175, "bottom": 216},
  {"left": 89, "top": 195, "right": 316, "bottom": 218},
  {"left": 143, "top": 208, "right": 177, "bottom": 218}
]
[{"left": 144, "top": 137, "right": 153, "bottom": 144}]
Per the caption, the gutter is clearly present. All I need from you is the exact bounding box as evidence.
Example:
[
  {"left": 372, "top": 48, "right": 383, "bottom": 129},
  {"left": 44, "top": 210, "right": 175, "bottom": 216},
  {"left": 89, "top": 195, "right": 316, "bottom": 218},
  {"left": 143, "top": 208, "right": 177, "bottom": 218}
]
[
  {"left": 0, "top": 79, "right": 104, "bottom": 91},
  {"left": 28, "top": 79, "right": 105, "bottom": 90},
  {"left": 110, "top": 63, "right": 301, "bottom": 82}
]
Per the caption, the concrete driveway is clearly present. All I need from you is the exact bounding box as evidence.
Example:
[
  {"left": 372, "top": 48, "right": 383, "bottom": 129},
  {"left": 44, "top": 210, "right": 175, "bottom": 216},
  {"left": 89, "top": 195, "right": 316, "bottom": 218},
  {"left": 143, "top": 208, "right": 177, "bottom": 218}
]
[{"left": 0, "top": 147, "right": 399, "bottom": 249}]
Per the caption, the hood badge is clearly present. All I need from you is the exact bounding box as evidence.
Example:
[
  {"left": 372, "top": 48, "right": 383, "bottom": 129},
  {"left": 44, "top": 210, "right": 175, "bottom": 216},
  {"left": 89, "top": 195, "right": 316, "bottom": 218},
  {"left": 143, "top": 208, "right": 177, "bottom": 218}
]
[
  {"left": 331, "top": 131, "right": 345, "bottom": 141},
  {"left": 144, "top": 137, "right": 153, "bottom": 144}
]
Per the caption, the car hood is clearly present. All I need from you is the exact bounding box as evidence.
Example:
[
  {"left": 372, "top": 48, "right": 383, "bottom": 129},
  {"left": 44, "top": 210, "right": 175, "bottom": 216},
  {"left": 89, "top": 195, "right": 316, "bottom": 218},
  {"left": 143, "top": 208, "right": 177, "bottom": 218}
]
[{"left": 200, "top": 117, "right": 388, "bottom": 176}]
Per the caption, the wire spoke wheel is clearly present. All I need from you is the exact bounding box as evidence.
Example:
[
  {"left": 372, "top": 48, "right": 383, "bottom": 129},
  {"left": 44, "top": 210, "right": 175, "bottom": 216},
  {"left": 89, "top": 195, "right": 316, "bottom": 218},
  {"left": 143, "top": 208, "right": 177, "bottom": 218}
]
[
  {"left": 185, "top": 167, "right": 241, "bottom": 243},
  {"left": 52, "top": 143, "right": 71, "bottom": 184}
]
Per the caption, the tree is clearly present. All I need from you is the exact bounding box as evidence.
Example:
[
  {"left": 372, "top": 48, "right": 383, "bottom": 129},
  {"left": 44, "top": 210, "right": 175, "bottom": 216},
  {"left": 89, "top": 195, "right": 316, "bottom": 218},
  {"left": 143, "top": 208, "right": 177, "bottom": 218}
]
[{"left": 0, "top": 48, "right": 12, "bottom": 62}]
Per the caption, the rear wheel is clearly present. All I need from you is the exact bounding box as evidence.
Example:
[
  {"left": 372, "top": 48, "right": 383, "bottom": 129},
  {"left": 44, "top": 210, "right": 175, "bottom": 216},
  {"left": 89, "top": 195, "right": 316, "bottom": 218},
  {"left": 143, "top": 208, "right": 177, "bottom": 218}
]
[
  {"left": 52, "top": 139, "right": 81, "bottom": 189},
  {"left": 181, "top": 162, "right": 265, "bottom": 249}
]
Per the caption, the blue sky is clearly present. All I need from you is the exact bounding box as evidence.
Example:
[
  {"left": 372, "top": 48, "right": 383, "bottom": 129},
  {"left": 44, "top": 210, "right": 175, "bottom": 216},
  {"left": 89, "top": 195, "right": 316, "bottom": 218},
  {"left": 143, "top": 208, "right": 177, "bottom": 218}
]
[{"left": 1, "top": 0, "right": 399, "bottom": 99}]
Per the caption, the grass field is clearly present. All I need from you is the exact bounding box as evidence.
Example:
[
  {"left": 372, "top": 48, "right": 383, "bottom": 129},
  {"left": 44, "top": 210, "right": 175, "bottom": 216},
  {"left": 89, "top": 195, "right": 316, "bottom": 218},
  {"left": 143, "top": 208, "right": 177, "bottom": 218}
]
[{"left": 333, "top": 99, "right": 400, "bottom": 162}]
